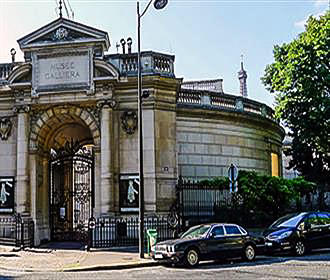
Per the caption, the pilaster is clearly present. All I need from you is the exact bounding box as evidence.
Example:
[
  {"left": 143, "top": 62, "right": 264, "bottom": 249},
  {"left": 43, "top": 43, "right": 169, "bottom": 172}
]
[
  {"left": 98, "top": 99, "right": 116, "bottom": 215},
  {"left": 13, "top": 105, "right": 30, "bottom": 215}
]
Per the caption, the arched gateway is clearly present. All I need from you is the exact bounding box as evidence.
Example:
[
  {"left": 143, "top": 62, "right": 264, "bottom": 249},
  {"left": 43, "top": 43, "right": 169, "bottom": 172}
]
[
  {"left": 49, "top": 141, "right": 94, "bottom": 241},
  {"left": 30, "top": 105, "right": 99, "bottom": 242}
]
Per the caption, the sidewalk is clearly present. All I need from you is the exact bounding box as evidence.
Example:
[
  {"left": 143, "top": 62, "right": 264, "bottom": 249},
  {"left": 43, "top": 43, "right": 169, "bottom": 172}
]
[{"left": 0, "top": 245, "right": 157, "bottom": 272}]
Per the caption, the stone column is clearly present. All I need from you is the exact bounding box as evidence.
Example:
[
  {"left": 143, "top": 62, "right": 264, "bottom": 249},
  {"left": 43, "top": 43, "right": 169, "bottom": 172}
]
[
  {"left": 98, "top": 99, "right": 116, "bottom": 215},
  {"left": 14, "top": 105, "right": 30, "bottom": 215}
]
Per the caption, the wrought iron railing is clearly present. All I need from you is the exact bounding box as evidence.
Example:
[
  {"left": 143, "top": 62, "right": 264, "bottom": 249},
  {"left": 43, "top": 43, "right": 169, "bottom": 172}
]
[
  {"left": 91, "top": 216, "right": 176, "bottom": 248},
  {"left": 177, "top": 89, "right": 276, "bottom": 122},
  {"left": 107, "top": 51, "right": 175, "bottom": 77},
  {"left": 173, "top": 177, "right": 232, "bottom": 228},
  {"left": 0, "top": 214, "right": 34, "bottom": 249}
]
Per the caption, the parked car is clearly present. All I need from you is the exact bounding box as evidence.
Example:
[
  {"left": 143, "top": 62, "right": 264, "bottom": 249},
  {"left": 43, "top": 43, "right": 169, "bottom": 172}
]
[
  {"left": 263, "top": 212, "right": 330, "bottom": 256},
  {"left": 151, "top": 223, "right": 265, "bottom": 267}
]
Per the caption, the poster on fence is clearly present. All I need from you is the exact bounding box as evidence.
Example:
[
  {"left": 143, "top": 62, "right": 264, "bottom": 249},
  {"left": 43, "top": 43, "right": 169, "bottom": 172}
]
[
  {"left": 0, "top": 177, "right": 14, "bottom": 213},
  {"left": 119, "top": 174, "right": 139, "bottom": 212}
]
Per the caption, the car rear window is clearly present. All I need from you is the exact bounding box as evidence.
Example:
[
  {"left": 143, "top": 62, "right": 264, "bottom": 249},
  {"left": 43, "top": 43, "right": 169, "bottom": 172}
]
[
  {"left": 317, "top": 213, "right": 330, "bottom": 225},
  {"left": 224, "top": 225, "right": 241, "bottom": 235}
]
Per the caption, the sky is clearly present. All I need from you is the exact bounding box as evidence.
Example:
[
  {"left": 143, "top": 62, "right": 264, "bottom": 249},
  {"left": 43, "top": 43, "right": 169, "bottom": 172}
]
[{"left": 0, "top": 0, "right": 328, "bottom": 107}]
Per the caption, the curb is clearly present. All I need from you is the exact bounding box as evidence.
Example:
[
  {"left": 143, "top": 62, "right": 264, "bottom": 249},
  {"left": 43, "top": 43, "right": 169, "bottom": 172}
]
[
  {"left": 63, "top": 260, "right": 159, "bottom": 272},
  {"left": 0, "top": 260, "right": 159, "bottom": 273}
]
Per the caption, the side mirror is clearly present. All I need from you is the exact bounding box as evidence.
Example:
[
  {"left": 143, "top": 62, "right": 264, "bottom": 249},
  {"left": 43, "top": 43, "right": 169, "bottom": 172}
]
[
  {"left": 209, "top": 232, "right": 216, "bottom": 239},
  {"left": 305, "top": 222, "right": 311, "bottom": 230}
]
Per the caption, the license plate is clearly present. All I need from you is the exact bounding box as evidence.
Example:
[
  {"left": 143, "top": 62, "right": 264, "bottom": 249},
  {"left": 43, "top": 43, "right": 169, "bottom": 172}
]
[
  {"left": 266, "top": 242, "right": 273, "bottom": 246},
  {"left": 154, "top": 253, "right": 163, "bottom": 259}
]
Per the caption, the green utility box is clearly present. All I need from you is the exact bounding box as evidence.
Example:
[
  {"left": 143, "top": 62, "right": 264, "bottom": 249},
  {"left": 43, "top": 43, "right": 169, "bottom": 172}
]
[{"left": 146, "top": 229, "right": 158, "bottom": 255}]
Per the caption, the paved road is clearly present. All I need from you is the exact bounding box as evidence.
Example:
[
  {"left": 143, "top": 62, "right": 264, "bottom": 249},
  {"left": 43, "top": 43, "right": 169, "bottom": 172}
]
[{"left": 1, "top": 250, "right": 329, "bottom": 280}]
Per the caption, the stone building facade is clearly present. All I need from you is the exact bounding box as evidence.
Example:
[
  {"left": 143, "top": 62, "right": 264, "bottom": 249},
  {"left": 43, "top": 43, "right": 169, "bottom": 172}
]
[{"left": 0, "top": 17, "right": 284, "bottom": 245}]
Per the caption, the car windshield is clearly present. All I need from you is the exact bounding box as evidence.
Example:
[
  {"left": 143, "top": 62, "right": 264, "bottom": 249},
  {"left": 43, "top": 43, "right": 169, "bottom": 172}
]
[
  {"left": 269, "top": 213, "right": 307, "bottom": 228},
  {"left": 181, "top": 225, "right": 211, "bottom": 239}
]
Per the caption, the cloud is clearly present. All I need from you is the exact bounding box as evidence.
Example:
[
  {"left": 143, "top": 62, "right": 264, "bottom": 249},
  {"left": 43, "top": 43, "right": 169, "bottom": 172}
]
[
  {"left": 294, "top": 17, "right": 308, "bottom": 29},
  {"left": 314, "top": 0, "right": 328, "bottom": 7},
  {"left": 294, "top": 10, "right": 327, "bottom": 29}
]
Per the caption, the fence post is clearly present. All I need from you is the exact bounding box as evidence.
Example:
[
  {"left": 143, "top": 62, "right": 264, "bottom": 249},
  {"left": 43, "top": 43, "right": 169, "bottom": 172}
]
[
  {"left": 15, "top": 218, "right": 19, "bottom": 248},
  {"left": 87, "top": 217, "right": 96, "bottom": 251},
  {"left": 20, "top": 220, "right": 24, "bottom": 250},
  {"left": 15, "top": 213, "right": 22, "bottom": 249}
]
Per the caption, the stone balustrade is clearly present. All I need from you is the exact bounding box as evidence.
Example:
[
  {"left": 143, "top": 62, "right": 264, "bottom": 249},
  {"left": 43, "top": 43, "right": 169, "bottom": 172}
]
[
  {"left": 177, "top": 89, "right": 277, "bottom": 122},
  {"left": 0, "top": 51, "right": 175, "bottom": 83},
  {"left": 181, "top": 79, "right": 223, "bottom": 93},
  {"left": 107, "top": 51, "right": 175, "bottom": 77},
  {"left": 0, "top": 63, "right": 14, "bottom": 82}
]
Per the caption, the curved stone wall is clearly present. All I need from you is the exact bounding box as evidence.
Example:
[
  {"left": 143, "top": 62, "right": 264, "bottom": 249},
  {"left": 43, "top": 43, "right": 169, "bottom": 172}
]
[{"left": 177, "top": 105, "right": 284, "bottom": 180}]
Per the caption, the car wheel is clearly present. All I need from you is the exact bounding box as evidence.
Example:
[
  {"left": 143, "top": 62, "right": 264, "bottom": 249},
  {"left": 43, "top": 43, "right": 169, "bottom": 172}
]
[
  {"left": 243, "top": 244, "right": 256, "bottom": 261},
  {"left": 293, "top": 240, "right": 306, "bottom": 256},
  {"left": 185, "top": 248, "right": 200, "bottom": 267}
]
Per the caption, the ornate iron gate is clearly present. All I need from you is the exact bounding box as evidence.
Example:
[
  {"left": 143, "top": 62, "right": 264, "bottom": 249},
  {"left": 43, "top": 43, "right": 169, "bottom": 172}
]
[{"left": 49, "top": 141, "right": 94, "bottom": 242}]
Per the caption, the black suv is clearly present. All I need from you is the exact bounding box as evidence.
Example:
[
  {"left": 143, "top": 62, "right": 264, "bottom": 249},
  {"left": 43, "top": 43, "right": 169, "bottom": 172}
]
[{"left": 263, "top": 212, "right": 330, "bottom": 256}]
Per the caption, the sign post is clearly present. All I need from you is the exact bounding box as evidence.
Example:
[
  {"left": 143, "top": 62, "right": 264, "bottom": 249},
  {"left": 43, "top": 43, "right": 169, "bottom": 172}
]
[{"left": 228, "top": 164, "right": 238, "bottom": 193}]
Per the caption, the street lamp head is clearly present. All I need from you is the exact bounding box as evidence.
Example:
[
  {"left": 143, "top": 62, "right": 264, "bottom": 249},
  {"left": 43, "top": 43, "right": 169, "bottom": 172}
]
[{"left": 154, "top": 0, "right": 168, "bottom": 10}]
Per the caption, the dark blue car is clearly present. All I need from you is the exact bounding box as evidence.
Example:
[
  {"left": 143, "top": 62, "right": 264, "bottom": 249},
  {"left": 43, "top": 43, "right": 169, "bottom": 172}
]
[{"left": 263, "top": 212, "right": 330, "bottom": 256}]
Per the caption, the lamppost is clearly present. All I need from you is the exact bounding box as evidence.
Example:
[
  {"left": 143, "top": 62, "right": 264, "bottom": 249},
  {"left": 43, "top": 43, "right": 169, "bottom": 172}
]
[{"left": 137, "top": 0, "right": 168, "bottom": 259}]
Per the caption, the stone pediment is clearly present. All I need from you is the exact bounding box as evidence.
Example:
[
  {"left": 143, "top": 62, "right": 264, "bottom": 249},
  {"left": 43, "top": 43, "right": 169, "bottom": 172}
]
[{"left": 18, "top": 17, "right": 110, "bottom": 52}]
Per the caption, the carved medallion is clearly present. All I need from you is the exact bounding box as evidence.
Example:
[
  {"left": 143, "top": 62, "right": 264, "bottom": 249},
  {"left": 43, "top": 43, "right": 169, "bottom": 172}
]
[
  {"left": 53, "top": 27, "right": 69, "bottom": 41},
  {"left": 121, "top": 111, "right": 137, "bottom": 135},
  {"left": 0, "top": 118, "right": 12, "bottom": 141}
]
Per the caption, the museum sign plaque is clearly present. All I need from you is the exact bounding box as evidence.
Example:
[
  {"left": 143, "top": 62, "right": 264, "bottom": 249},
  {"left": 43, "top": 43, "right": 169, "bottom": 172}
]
[{"left": 32, "top": 49, "right": 92, "bottom": 95}]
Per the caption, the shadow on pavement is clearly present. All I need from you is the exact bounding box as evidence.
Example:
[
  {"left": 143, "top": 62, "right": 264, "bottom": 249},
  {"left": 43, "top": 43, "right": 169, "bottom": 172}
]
[
  {"left": 0, "top": 253, "right": 20, "bottom": 258},
  {"left": 168, "top": 249, "right": 330, "bottom": 270},
  {"left": 90, "top": 246, "right": 139, "bottom": 253},
  {"left": 39, "top": 241, "right": 85, "bottom": 250},
  {"left": 0, "top": 276, "right": 16, "bottom": 280}
]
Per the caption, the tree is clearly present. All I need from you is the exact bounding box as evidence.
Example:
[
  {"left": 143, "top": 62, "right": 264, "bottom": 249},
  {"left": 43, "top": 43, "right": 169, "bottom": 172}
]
[{"left": 262, "top": 11, "right": 330, "bottom": 205}]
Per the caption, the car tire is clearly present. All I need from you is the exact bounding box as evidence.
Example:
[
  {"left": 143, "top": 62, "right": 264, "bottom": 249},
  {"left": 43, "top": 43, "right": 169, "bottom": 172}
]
[
  {"left": 184, "top": 247, "right": 200, "bottom": 267},
  {"left": 293, "top": 240, "right": 306, "bottom": 256},
  {"left": 243, "top": 244, "right": 256, "bottom": 261}
]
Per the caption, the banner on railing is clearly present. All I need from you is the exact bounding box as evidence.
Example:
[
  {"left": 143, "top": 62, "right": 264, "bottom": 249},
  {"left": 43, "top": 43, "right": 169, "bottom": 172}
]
[{"left": 0, "top": 177, "right": 14, "bottom": 213}]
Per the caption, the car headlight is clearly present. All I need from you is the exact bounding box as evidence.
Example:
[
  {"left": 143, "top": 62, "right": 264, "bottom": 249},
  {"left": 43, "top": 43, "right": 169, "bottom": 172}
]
[
  {"left": 267, "top": 231, "right": 292, "bottom": 240},
  {"left": 278, "top": 231, "right": 292, "bottom": 239}
]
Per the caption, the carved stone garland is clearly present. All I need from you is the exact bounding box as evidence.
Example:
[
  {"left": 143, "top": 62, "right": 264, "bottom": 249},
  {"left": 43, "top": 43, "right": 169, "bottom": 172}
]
[
  {"left": 121, "top": 111, "right": 137, "bottom": 135},
  {"left": 0, "top": 117, "right": 12, "bottom": 140}
]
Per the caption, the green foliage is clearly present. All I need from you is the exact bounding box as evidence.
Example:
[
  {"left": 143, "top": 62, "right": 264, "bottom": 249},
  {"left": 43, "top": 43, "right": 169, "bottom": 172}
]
[
  {"left": 261, "top": 11, "right": 330, "bottom": 186},
  {"left": 198, "top": 176, "right": 229, "bottom": 188},
  {"left": 209, "top": 171, "right": 315, "bottom": 226},
  {"left": 237, "top": 171, "right": 296, "bottom": 218}
]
